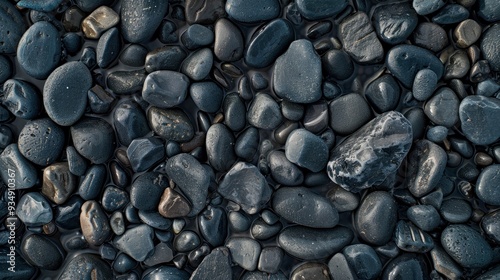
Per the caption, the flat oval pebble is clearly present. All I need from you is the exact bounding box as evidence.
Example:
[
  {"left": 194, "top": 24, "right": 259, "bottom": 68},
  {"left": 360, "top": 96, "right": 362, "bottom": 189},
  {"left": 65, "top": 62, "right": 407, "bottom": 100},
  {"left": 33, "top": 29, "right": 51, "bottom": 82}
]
[
  {"left": 441, "top": 224, "right": 493, "bottom": 268},
  {"left": 413, "top": 22, "right": 448, "bottom": 53},
  {"left": 181, "top": 48, "right": 213, "bottom": 81},
  {"left": 142, "top": 71, "right": 189, "bottom": 108},
  {"left": 476, "top": 164, "right": 500, "bottom": 205},
  {"left": 268, "top": 150, "right": 303, "bottom": 186},
  {"left": 295, "top": 0, "right": 347, "bottom": 20},
  {"left": 70, "top": 117, "right": 115, "bottom": 164},
  {"left": 22, "top": 234, "right": 64, "bottom": 270},
  {"left": 273, "top": 187, "right": 338, "bottom": 228},
  {"left": 120, "top": 0, "right": 168, "bottom": 43},
  {"left": 278, "top": 225, "right": 354, "bottom": 260},
  {"left": 17, "top": 21, "right": 60, "bottom": 79},
  {"left": 424, "top": 87, "right": 459, "bottom": 127},
  {"left": 328, "top": 111, "right": 412, "bottom": 192},
  {"left": 273, "top": 39, "right": 322, "bottom": 104},
  {"left": 226, "top": 0, "right": 280, "bottom": 23},
  {"left": 235, "top": 127, "right": 259, "bottom": 161},
  {"left": 245, "top": 19, "right": 294, "bottom": 68},
  {"left": 355, "top": 191, "right": 397, "bottom": 245},
  {"left": 329, "top": 93, "right": 372, "bottom": 135},
  {"left": 413, "top": 69, "right": 437, "bottom": 101},
  {"left": 145, "top": 46, "right": 186, "bottom": 73},
  {"left": 18, "top": 118, "right": 64, "bottom": 166},
  {"left": 285, "top": 128, "right": 328, "bottom": 172},
  {"left": 373, "top": 2, "right": 418, "bottom": 45},
  {"left": 43, "top": 61, "right": 92, "bottom": 126},
  {"left": 206, "top": 123, "right": 236, "bottom": 172},
  {"left": 459, "top": 95, "right": 500, "bottom": 145},
  {"left": 190, "top": 81, "right": 223, "bottom": 113}
]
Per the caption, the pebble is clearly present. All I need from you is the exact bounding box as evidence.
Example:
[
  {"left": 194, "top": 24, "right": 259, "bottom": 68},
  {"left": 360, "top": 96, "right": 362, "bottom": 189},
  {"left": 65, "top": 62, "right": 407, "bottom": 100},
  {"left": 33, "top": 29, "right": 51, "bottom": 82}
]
[
  {"left": 226, "top": 0, "right": 280, "bottom": 23},
  {"left": 229, "top": 211, "right": 251, "bottom": 232},
  {"left": 190, "top": 247, "right": 232, "bottom": 280},
  {"left": 206, "top": 123, "right": 236, "bottom": 172},
  {"left": 247, "top": 93, "right": 282, "bottom": 130},
  {"left": 0, "top": 55, "right": 11, "bottom": 83},
  {"left": 454, "top": 19, "right": 481, "bottom": 49},
  {"left": 18, "top": 118, "right": 64, "bottom": 166},
  {"left": 273, "top": 39, "right": 322, "bottom": 104},
  {"left": 424, "top": 87, "right": 459, "bottom": 127},
  {"left": 413, "top": 0, "right": 445, "bottom": 15},
  {"left": 130, "top": 172, "right": 167, "bottom": 211},
  {"left": 278, "top": 225, "right": 353, "bottom": 260},
  {"left": 2, "top": 79, "right": 41, "bottom": 120},
  {"left": 138, "top": 210, "right": 172, "bottom": 230},
  {"left": 17, "top": 21, "right": 60, "bottom": 79},
  {"left": 481, "top": 24, "right": 500, "bottom": 72},
  {"left": 0, "top": 125, "right": 12, "bottom": 148},
  {"left": 62, "top": 5, "right": 85, "bottom": 31},
  {"left": 181, "top": 48, "right": 213, "bottom": 81},
  {"left": 328, "top": 111, "right": 412, "bottom": 192},
  {"left": 62, "top": 33, "right": 82, "bottom": 55},
  {"left": 290, "top": 263, "right": 330, "bottom": 280},
  {"left": 245, "top": 18, "right": 294, "bottom": 68},
  {"left": 58, "top": 254, "right": 112, "bottom": 279},
  {"left": 258, "top": 247, "right": 283, "bottom": 274},
  {"left": 174, "top": 230, "right": 200, "bottom": 252},
  {"left": 96, "top": 27, "right": 120, "bottom": 68},
  {"left": 476, "top": 165, "right": 500, "bottom": 205},
  {"left": 0, "top": 0, "right": 27, "bottom": 54},
  {"left": 355, "top": 191, "right": 397, "bottom": 245},
  {"left": 142, "top": 70, "right": 189, "bottom": 108},
  {"left": 386, "top": 44, "right": 444, "bottom": 88},
  {"left": 342, "top": 244, "right": 382, "bottom": 280},
  {"left": 17, "top": 193, "right": 52, "bottom": 228},
  {"left": 285, "top": 128, "right": 328, "bottom": 172},
  {"left": 440, "top": 198, "right": 471, "bottom": 223},
  {"left": 223, "top": 93, "right": 246, "bottom": 131},
  {"left": 71, "top": 117, "right": 115, "bottom": 164},
  {"left": 322, "top": 49, "right": 353, "bottom": 81},
  {"left": 145, "top": 46, "right": 187, "bottom": 73},
  {"left": 157, "top": 188, "right": 190, "bottom": 218},
  {"left": 185, "top": 0, "right": 226, "bottom": 24},
  {"left": 382, "top": 253, "right": 428, "bottom": 279},
  {"left": 54, "top": 196, "right": 83, "bottom": 230},
  {"left": 120, "top": 44, "right": 147, "bottom": 67},
  {"left": 114, "top": 253, "right": 136, "bottom": 273},
  {"left": 295, "top": 0, "right": 348, "bottom": 20},
  {"left": 80, "top": 200, "right": 111, "bottom": 246},
  {"left": 43, "top": 61, "right": 92, "bottom": 126},
  {"left": 430, "top": 246, "right": 463, "bottom": 280},
  {"left": 0, "top": 144, "right": 37, "bottom": 189},
  {"left": 157, "top": 20, "right": 178, "bottom": 44},
  {"left": 477, "top": 79, "right": 500, "bottom": 97},
  {"left": 459, "top": 95, "right": 500, "bottom": 145},
  {"left": 148, "top": 107, "right": 194, "bottom": 142},
  {"left": 413, "top": 22, "right": 448, "bottom": 53},
  {"left": 110, "top": 211, "right": 125, "bottom": 235},
  {"left": 101, "top": 186, "right": 129, "bottom": 212},
  {"left": 394, "top": 220, "right": 434, "bottom": 253},
  {"left": 181, "top": 24, "right": 213, "bottom": 50},
  {"left": 372, "top": 2, "right": 418, "bottom": 45},
  {"left": 365, "top": 74, "right": 400, "bottom": 113},
  {"left": 478, "top": 0, "right": 500, "bottom": 22},
  {"left": 114, "top": 225, "right": 155, "bottom": 262},
  {"left": 199, "top": 206, "right": 227, "bottom": 247},
  {"left": 329, "top": 93, "right": 372, "bottom": 135},
  {"left": 42, "top": 162, "right": 76, "bottom": 205},
  {"left": 441, "top": 224, "right": 493, "bottom": 268},
  {"left": 443, "top": 50, "right": 470, "bottom": 80},
  {"left": 80, "top": 46, "right": 97, "bottom": 69},
  {"left": 78, "top": 164, "right": 106, "bottom": 200},
  {"left": 214, "top": 18, "right": 244, "bottom": 62},
  {"left": 226, "top": 237, "right": 261, "bottom": 271},
  {"left": 432, "top": 4, "right": 469, "bottom": 25},
  {"left": 339, "top": 12, "right": 384, "bottom": 64},
  {"left": 120, "top": 0, "right": 168, "bottom": 43},
  {"left": 166, "top": 153, "right": 210, "bottom": 216},
  {"left": 449, "top": 137, "right": 473, "bottom": 158},
  {"left": 325, "top": 185, "right": 359, "bottom": 212},
  {"left": 407, "top": 205, "right": 440, "bottom": 231},
  {"left": 218, "top": 162, "right": 272, "bottom": 214},
  {"left": 113, "top": 100, "right": 150, "bottom": 146},
  {"left": 268, "top": 150, "right": 303, "bottom": 186},
  {"left": 82, "top": 6, "right": 119, "bottom": 39},
  {"left": 405, "top": 140, "right": 447, "bottom": 197},
  {"left": 328, "top": 253, "right": 357, "bottom": 280},
  {"left": 190, "top": 81, "right": 223, "bottom": 113},
  {"left": 281, "top": 100, "right": 304, "bottom": 121},
  {"left": 413, "top": 69, "right": 437, "bottom": 101},
  {"left": 127, "top": 137, "right": 164, "bottom": 172}
]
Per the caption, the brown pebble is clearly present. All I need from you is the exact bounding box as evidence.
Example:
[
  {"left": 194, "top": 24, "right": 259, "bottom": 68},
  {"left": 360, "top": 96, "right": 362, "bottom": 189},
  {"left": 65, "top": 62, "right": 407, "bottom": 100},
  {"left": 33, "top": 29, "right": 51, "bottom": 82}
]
[
  {"left": 82, "top": 6, "right": 120, "bottom": 39},
  {"left": 158, "top": 188, "right": 191, "bottom": 218},
  {"left": 475, "top": 152, "right": 493, "bottom": 166},
  {"left": 80, "top": 201, "right": 111, "bottom": 246},
  {"left": 42, "top": 162, "right": 76, "bottom": 205}
]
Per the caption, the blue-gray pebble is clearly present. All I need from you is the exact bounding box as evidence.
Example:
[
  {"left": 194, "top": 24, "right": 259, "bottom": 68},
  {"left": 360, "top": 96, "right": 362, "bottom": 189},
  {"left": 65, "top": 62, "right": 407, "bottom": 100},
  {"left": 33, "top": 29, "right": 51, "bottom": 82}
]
[
  {"left": 285, "top": 129, "right": 328, "bottom": 172},
  {"left": 190, "top": 81, "right": 223, "bottom": 113},
  {"left": 225, "top": 0, "right": 280, "bottom": 23},
  {"left": 70, "top": 117, "right": 115, "bottom": 164},
  {"left": 0, "top": 0, "right": 27, "bottom": 54},
  {"left": 476, "top": 165, "right": 500, "bottom": 206},
  {"left": 459, "top": 95, "right": 500, "bottom": 145},
  {"left": 18, "top": 118, "right": 64, "bottom": 166},
  {"left": 1, "top": 79, "right": 41, "bottom": 119},
  {"left": 295, "top": 0, "right": 348, "bottom": 20},
  {"left": 441, "top": 225, "right": 492, "bottom": 268},
  {"left": 142, "top": 71, "right": 189, "bottom": 108},
  {"left": 121, "top": 0, "right": 169, "bottom": 43}
]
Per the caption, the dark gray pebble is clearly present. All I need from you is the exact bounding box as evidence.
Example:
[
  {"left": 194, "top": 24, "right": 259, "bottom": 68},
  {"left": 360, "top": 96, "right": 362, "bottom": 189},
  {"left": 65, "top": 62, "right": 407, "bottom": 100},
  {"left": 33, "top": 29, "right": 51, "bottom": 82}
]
[
  {"left": 413, "top": 0, "right": 445, "bottom": 15},
  {"left": 449, "top": 137, "right": 473, "bottom": 158},
  {"left": 120, "top": 44, "right": 147, "bottom": 67},
  {"left": 295, "top": 0, "right": 347, "bottom": 20},
  {"left": 482, "top": 209, "right": 500, "bottom": 244},
  {"left": 268, "top": 150, "right": 303, "bottom": 186},
  {"left": 138, "top": 210, "right": 172, "bottom": 230},
  {"left": 459, "top": 95, "right": 500, "bottom": 145},
  {"left": 18, "top": 118, "right": 64, "bottom": 166},
  {"left": 251, "top": 218, "right": 282, "bottom": 240},
  {"left": 71, "top": 117, "right": 114, "bottom": 164},
  {"left": 328, "top": 111, "right": 412, "bottom": 192},
  {"left": 413, "top": 69, "right": 437, "bottom": 101},
  {"left": 181, "top": 24, "right": 214, "bottom": 50},
  {"left": 114, "top": 225, "right": 155, "bottom": 262},
  {"left": 413, "top": 22, "right": 448, "bottom": 53},
  {"left": 440, "top": 198, "right": 471, "bottom": 223},
  {"left": 285, "top": 128, "right": 328, "bottom": 172},
  {"left": 102, "top": 186, "right": 128, "bottom": 212},
  {"left": 17, "top": 192, "right": 52, "bottom": 226},
  {"left": 278, "top": 225, "right": 353, "bottom": 260},
  {"left": 373, "top": 2, "right": 417, "bottom": 45},
  {"left": 478, "top": 0, "right": 500, "bottom": 22},
  {"left": 432, "top": 4, "right": 469, "bottom": 25},
  {"left": 476, "top": 165, "right": 500, "bottom": 205},
  {"left": 443, "top": 50, "right": 470, "bottom": 79},
  {"left": 407, "top": 205, "right": 440, "bottom": 231},
  {"left": 235, "top": 127, "right": 259, "bottom": 161},
  {"left": 328, "top": 253, "right": 357, "bottom": 280},
  {"left": 223, "top": 93, "right": 246, "bottom": 131},
  {"left": 0, "top": 0, "right": 26, "bottom": 54},
  {"left": 66, "top": 146, "right": 87, "bottom": 177},
  {"left": 113, "top": 100, "right": 150, "bottom": 146},
  {"left": 130, "top": 172, "right": 168, "bottom": 211},
  {"left": 58, "top": 254, "right": 112, "bottom": 280},
  {"left": 214, "top": 18, "right": 244, "bottom": 62},
  {"left": 226, "top": 237, "right": 261, "bottom": 271},
  {"left": 229, "top": 211, "right": 251, "bottom": 232},
  {"left": 120, "top": 0, "right": 168, "bottom": 43},
  {"left": 199, "top": 206, "right": 227, "bottom": 247},
  {"left": 424, "top": 87, "right": 459, "bottom": 127},
  {"left": 430, "top": 246, "right": 463, "bottom": 280},
  {"left": 382, "top": 254, "right": 429, "bottom": 280},
  {"left": 247, "top": 93, "right": 282, "bottom": 130},
  {"left": 17, "top": 21, "right": 60, "bottom": 79},
  {"left": 258, "top": 247, "right": 283, "bottom": 274},
  {"left": 190, "top": 81, "right": 223, "bottom": 113},
  {"left": 127, "top": 137, "right": 164, "bottom": 172},
  {"left": 0, "top": 55, "right": 11, "bottom": 83},
  {"left": 0, "top": 144, "right": 37, "bottom": 189},
  {"left": 54, "top": 196, "right": 83, "bottom": 230},
  {"left": 405, "top": 140, "right": 447, "bottom": 197},
  {"left": 404, "top": 107, "right": 427, "bottom": 140},
  {"left": 190, "top": 247, "right": 231, "bottom": 280},
  {"left": 245, "top": 19, "right": 294, "bottom": 68},
  {"left": 481, "top": 24, "right": 500, "bottom": 72},
  {"left": 226, "top": 0, "right": 280, "bottom": 23},
  {"left": 394, "top": 220, "right": 434, "bottom": 253},
  {"left": 281, "top": 100, "right": 304, "bottom": 121},
  {"left": 365, "top": 74, "right": 400, "bottom": 113},
  {"left": 158, "top": 20, "right": 178, "bottom": 44},
  {"left": 174, "top": 230, "right": 200, "bottom": 252},
  {"left": 339, "top": 12, "right": 384, "bottom": 64},
  {"left": 2, "top": 79, "right": 41, "bottom": 119},
  {"left": 355, "top": 191, "right": 397, "bottom": 245},
  {"left": 273, "top": 187, "right": 338, "bottom": 228},
  {"left": 325, "top": 185, "right": 359, "bottom": 212},
  {"left": 44, "top": 61, "right": 92, "bottom": 126},
  {"left": 142, "top": 70, "right": 189, "bottom": 108},
  {"left": 79, "top": 46, "right": 97, "bottom": 69},
  {"left": 185, "top": 0, "right": 226, "bottom": 24},
  {"left": 329, "top": 93, "right": 372, "bottom": 135},
  {"left": 0, "top": 125, "right": 12, "bottom": 149},
  {"left": 145, "top": 46, "right": 187, "bottom": 73},
  {"left": 206, "top": 123, "right": 236, "bottom": 172},
  {"left": 181, "top": 48, "right": 213, "bottom": 81},
  {"left": 343, "top": 244, "right": 382, "bottom": 280},
  {"left": 166, "top": 153, "right": 210, "bottom": 216},
  {"left": 148, "top": 107, "right": 194, "bottom": 142},
  {"left": 218, "top": 162, "right": 272, "bottom": 214},
  {"left": 441, "top": 224, "right": 492, "bottom": 268},
  {"left": 96, "top": 27, "right": 120, "bottom": 68}
]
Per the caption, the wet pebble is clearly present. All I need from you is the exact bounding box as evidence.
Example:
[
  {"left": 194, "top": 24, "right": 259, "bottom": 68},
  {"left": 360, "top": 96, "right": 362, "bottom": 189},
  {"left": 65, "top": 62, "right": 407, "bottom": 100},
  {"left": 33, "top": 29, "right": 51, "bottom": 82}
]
[
  {"left": 119, "top": 44, "right": 147, "bottom": 67},
  {"left": 120, "top": 0, "right": 168, "bottom": 43},
  {"left": 181, "top": 48, "right": 213, "bottom": 81},
  {"left": 96, "top": 27, "right": 121, "bottom": 68},
  {"left": 185, "top": 0, "right": 226, "bottom": 24},
  {"left": 17, "top": 192, "right": 53, "bottom": 226},
  {"left": 226, "top": 237, "right": 261, "bottom": 271},
  {"left": 454, "top": 19, "right": 481, "bottom": 48},
  {"left": 145, "top": 46, "right": 186, "bottom": 73},
  {"left": 174, "top": 230, "right": 200, "bottom": 252},
  {"left": 190, "top": 81, "right": 223, "bottom": 113},
  {"left": 413, "top": 22, "right": 448, "bottom": 53},
  {"left": 329, "top": 93, "right": 372, "bottom": 135},
  {"left": 78, "top": 164, "right": 106, "bottom": 200},
  {"left": 476, "top": 164, "right": 500, "bottom": 205},
  {"left": 258, "top": 247, "right": 283, "bottom": 274},
  {"left": 285, "top": 128, "right": 328, "bottom": 172},
  {"left": 113, "top": 100, "right": 150, "bottom": 146},
  {"left": 181, "top": 24, "right": 213, "bottom": 50},
  {"left": 413, "top": 0, "right": 445, "bottom": 15},
  {"left": 365, "top": 74, "right": 400, "bottom": 113},
  {"left": 130, "top": 172, "right": 167, "bottom": 211},
  {"left": 424, "top": 87, "right": 459, "bottom": 127},
  {"left": 143, "top": 71, "right": 189, "bottom": 108},
  {"left": 481, "top": 24, "right": 500, "bottom": 72},
  {"left": 148, "top": 107, "right": 194, "bottom": 142},
  {"left": 459, "top": 95, "right": 500, "bottom": 145},
  {"left": 127, "top": 137, "right": 164, "bottom": 172},
  {"left": 42, "top": 162, "right": 76, "bottom": 205},
  {"left": 342, "top": 244, "right": 382, "bottom": 280},
  {"left": 373, "top": 2, "right": 418, "bottom": 45},
  {"left": 102, "top": 186, "right": 129, "bottom": 212},
  {"left": 413, "top": 69, "right": 437, "bottom": 101},
  {"left": 58, "top": 254, "right": 112, "bottom": 280},
  {"left": 158, "top": 188, "right": 191, "bottom": 218},
  {"left": 432, "top": 4, "right": 469, "bottom": 25},
  {"left": 0, "top": 0, "right": 27, "bottom": 54},
  {"left": 430, "top": 246, "right": 463, "bottom": 280},
  {"left": 18, "top": 118, "right": 64, "bottom": 166},
  {"left": 190, "top": 247, "right": 231, "bottom": 280},
  {"left": 382, "top": 253, "right": 429, "bottom": 280},
  {"left": 440, "top": 198, "right": 472, "bottom": 223},
  {"left": 213, "top": 18, "right": 243, "bottom": 62},
  {"left": 441, "top": 224, "right": 493, "bottom": 268},
  {"left": 355, "top": 191, "right": 397, "bottom": 245},
  {"left": 268, "top": 150, "right": 303, "bottom": 186},
  {"left": 295, "top": 0, "right": 347, "bottom": 20},
  {"left": 407, "top": 205, "right": 440, "bottom": 231},
  {"left": 394, "top": 220, "right": 434, "bottom": 253},
  {"left": 81, "top": 5, "right": 119, "bottom": 39},
  {"left": 199, "top": 206, "right": 227, "bottom": 247},
  {"left": 114, "top": 224, "right": 155, "bottom": 262},
  {"left": 0, "top": 144, "right": 37, "bottom": 189},
  {"left": 71, "top": 117, "right": 115, "bottom": 164},
  {"left": 224, "top": 93, "right": 246, "bottom": 132},
  {"left": 247, "top": 93, "right": 282, "bottom": 130}
]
